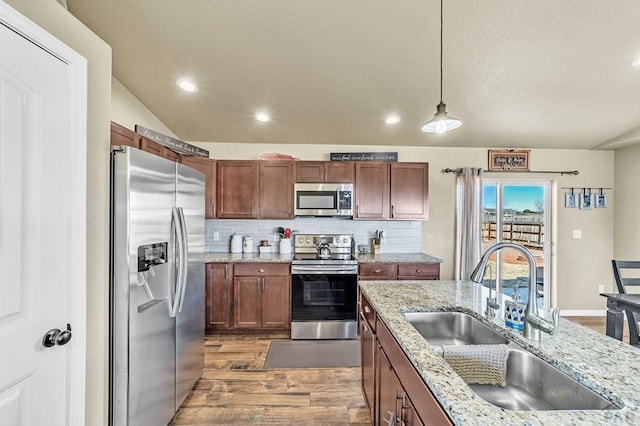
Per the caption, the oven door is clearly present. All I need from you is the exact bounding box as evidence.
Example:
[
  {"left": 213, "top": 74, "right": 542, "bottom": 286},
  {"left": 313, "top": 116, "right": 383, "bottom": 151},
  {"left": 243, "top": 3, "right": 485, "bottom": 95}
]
[{"left": 290, "top": 272, "right": 358, "bottom": 339}]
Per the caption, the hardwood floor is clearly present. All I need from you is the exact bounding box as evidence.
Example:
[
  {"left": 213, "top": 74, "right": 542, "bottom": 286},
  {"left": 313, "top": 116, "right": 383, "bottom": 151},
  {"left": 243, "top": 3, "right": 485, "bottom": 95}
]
[
  {"left": 171, "top": 333, "right": 371, "bottom": 425},
  {"left": 172, "top": 317, "right": 621, "bottom": 425}
]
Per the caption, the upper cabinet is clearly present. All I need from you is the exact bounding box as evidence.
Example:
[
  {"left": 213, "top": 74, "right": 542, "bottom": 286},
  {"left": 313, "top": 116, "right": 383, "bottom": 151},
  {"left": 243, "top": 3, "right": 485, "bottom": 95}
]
[
  {"left": 181, "top": 156, "right": 216, "bottom": 218},
  {"left": 295, "top": 161, "right": 354, "bottom": 183},
  {"left": 110, "top": 122, "right": 139, "bottom": 149},
  {"left": 217, "top": 161, "right": 259, "bottom": 218},
  {"left": 354, "top": 162, "right": 389, "bottom": 219},
  {"left": 259, "top": 161, "right": 294, "bottom": 219},
  {"left": 390, "top": 162, "right": 429, "bottom": 220},
  {"left": 110, "top": 121, "right": 180, "bottom": 162},
  {"left": 354, "top": 162, "right": 429, "bottom": 220},
  {"left": 217, "top": 160, "right": 294, "bottom": 219}
]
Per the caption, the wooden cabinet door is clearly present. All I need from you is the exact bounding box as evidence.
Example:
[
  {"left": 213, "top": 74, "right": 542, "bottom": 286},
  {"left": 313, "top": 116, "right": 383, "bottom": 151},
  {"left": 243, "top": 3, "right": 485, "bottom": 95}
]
[
  {"left": 110, "top": 122, "right": 139, "bottom": 148},
  {"left": 400, "top": 394, "right": 424, "bottom": 426},
  {"left": 261, "top": 276, "right": 291, "bottom": 328},
  {"left": 377, "top": 344, "right": 402, "bottom": 426},
  {"left": 324, "top": 161, "right": 354, "bottom": 183},
  {"left": 295, "top": 161, "right": 324, "bottom": 182},
  {"left": 139, "top": 136, "right": 164, "bottom": 157},
  {"left": 390, "top": 162, "right": 429, "bottom": 220},
  {"left": 354, "top": 162, "right": 389, "bottom": 219},
  {"left": 233, "top": 276, "right": 261, "bottom": 328},
  {"left": 359, "top": 263, "right": 397, "bottom": 280},
  {"left": 163, "top": 148, "right": 181, "bottom": 162},
  {"left": 259, "top": 161, "right": 293, "bottom": 218},
  {"left": 397, "top": 263, "right": 440, "bottom": 280},
  {"left": 217, "top": 160, "right": 258, "bottom": 218},
  {"left": 360, "top": 313, "right": 376, "bottom": 419},
  {"left": 206, "top": 263, "right": 232, "bottom": 331},
  {"left": 182, "top": 156, "right": 216, "bottom": 218}
]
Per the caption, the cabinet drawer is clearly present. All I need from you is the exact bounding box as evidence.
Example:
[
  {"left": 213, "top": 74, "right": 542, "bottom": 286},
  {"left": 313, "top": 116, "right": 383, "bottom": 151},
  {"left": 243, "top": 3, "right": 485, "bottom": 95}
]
[
  {"left": 359, "top": 263, "right": 397, "bottom": 280},
  {"left": 360, "top": 293, "right": 376, "bottom": 332},
  {"left": 397, "top": 263, "right": 440, "bottom": 280},
  {"left": 233, "top": 263, "right": 290, "bottom": 276}
]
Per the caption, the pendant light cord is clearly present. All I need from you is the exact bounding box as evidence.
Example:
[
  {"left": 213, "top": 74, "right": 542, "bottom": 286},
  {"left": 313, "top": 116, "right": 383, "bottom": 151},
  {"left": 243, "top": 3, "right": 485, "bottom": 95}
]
[{"left": 439, "top": 0, "right": 443, "bottom": 103}]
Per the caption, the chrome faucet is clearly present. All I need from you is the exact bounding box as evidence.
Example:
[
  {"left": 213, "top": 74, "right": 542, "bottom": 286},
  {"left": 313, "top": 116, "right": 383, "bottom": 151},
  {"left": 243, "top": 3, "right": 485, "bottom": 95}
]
[
  {"left": 470, "top": 242, "right": 560, "bottom": 341},
  {"left": 483, "top": 263, "right": 499, "bottom": 318}
]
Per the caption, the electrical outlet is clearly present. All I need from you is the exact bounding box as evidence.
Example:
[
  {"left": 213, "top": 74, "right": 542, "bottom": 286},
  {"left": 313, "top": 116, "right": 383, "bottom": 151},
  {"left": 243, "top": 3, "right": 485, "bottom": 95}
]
[
  {"left": 572, "top": 230, "right": 582, "bottom": 239},
  {"left": 273, "top": 233, "right": 280, "bottom": 242},
  {"left": 213, "top": 231, "right": 220, "bottom": 241},
  {"left": 598, "top": 284, "right": 605, "bottom": 293}
]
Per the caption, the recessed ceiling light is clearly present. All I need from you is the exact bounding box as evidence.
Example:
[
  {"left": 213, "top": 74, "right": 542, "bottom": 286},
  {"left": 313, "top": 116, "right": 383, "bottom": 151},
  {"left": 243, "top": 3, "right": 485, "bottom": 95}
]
[
  {"left": 385, "top": 115, "right": 401, "bottom": 125},
  {"left": 632, "top": 58, "right": 640, "bottom": 68},
  {"left": 176, "top": 79, "right": 198, "bottom": 92},
  {"left": 255, "top": 112, "right": 271, "bottom": 122}
]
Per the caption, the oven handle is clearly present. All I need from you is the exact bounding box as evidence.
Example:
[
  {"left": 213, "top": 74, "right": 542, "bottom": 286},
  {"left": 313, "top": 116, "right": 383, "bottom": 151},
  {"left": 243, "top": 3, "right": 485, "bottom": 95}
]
[{"left": 291, "top": 267, "right": 358, "bottom": 275}]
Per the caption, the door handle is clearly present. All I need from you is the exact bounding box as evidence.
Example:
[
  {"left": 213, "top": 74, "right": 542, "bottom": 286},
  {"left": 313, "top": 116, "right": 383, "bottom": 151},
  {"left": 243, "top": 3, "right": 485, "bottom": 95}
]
[{"left": 42, "top": 324, "right": 72, "bottom": 348}]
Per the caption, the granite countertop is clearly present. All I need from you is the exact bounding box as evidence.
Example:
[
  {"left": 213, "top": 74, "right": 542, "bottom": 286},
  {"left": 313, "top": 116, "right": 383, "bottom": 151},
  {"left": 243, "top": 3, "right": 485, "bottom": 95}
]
[
  {"left": 356, "top": 253, "right": 443, "bottom": 264},
  {"left": 203, "top": 252, "right": 294, "bottom": 263},
  {"left": 204, "top": 252, "right": 442, "bottom": 264},
  {"left": 359, "top": 280, "right": 640, "bottom": 425}
]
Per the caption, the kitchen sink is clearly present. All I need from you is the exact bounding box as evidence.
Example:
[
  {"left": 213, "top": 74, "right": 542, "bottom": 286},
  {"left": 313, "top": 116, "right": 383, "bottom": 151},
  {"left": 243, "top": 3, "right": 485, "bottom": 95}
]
[
  {"left": 470, "top": 347, "right": 620, "bottom": 411},
  {"left": 402, "top": 311, "right": 621, "bottom": 411},
  {"left": 403, "top": 311, "right": 509, "bottom": 345}
]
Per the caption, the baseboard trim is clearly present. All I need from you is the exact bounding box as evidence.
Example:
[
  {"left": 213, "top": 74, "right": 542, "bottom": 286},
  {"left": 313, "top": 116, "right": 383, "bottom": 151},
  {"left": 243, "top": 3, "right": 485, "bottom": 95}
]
[{"left": 560, "top": 310, "right": 606, "bottom": 317}]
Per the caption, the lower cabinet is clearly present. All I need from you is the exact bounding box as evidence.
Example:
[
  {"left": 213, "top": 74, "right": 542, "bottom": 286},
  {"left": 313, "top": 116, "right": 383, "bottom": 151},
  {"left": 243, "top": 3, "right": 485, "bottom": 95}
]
[
  {"left": 359, "top": 262, "right": 440, "bottom": 281},
  {"left": 206, "top": 262, "right": 291, "bottom": 332},
  {"left": 377, "top": 344, "right": 423, "bottom": 426},
  {"left": 233, "top": 263, "right": 291, "bottom": 330},
  {"left": 360, "top": 313, "right": 376, "bottom": 418},
  {"left": 360, "top": 292, "right": 452, "bottom": 426},
  {"left": 206, "top": 263, "right": 232, "bottom": 332}
]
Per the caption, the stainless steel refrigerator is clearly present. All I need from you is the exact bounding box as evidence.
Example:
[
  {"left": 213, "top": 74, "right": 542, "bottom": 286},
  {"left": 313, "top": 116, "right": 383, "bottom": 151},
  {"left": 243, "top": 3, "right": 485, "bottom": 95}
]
[{"left": 109, "top": 147, "right": 205, "bottom": 426}]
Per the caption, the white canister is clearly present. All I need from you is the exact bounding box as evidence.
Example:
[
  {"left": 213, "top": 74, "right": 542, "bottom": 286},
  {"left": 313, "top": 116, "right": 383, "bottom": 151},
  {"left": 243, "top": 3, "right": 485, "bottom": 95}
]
[
  {"left": 243, "top": 236, "right": 253, "bottom": 253},
  {"left": 231, "top": 233, "right": 243, "bottom": 253},
  {"left": 279, "top": 238, "right": 291, "bottom": 254}
]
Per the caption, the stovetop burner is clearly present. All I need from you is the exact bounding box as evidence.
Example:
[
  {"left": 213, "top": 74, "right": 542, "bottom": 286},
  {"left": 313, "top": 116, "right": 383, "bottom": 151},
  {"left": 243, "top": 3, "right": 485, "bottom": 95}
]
[{"left": 291, "top": 233, "right": 356, "bottom": 265}]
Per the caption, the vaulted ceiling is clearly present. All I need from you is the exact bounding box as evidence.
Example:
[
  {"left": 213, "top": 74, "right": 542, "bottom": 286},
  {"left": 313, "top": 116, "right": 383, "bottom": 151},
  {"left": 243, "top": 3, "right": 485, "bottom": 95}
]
[{"left": 68, "top": 0, "right": 640, "bottom": 149}]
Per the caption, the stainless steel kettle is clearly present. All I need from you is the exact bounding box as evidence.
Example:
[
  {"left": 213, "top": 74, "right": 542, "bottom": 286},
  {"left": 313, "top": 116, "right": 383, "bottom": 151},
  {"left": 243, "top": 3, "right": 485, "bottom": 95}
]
[{"left": 317, "top": 243, "right": 331, "bottom": 259}]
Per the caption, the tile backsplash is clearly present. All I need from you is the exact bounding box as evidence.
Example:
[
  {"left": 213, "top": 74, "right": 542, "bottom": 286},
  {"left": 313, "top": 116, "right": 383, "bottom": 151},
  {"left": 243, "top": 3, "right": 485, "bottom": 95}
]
[{"left": 205, "top": 218, "right": 423, "bottom": 253}]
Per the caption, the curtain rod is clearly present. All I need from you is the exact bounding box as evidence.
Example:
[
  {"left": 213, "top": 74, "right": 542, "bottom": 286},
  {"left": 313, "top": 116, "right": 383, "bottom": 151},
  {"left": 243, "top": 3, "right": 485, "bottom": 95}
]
[{"left": 443, "top": 168, "right": 579, "bottom": 176}]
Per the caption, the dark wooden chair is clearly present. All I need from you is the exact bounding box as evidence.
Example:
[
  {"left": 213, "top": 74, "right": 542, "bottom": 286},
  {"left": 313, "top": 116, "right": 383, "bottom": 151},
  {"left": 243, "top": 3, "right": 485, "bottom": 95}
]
[{"left": 611, "top": 260, "right": 640, "bottom": 346}]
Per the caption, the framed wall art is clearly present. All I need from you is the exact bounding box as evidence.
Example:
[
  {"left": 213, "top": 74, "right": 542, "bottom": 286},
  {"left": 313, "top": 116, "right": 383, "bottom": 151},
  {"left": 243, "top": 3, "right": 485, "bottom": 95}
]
[
  {"left": 564, "top": 192, "right": 577, "bottom": 208},
  {"left": 596, "top": 193, "right": 608, "bottom": 208},
  {"left": 487, "top": 149, "right": 530, "bottom": 172},
  {"left": 579, "top": 191, "right": 593, "bottom": 210}
]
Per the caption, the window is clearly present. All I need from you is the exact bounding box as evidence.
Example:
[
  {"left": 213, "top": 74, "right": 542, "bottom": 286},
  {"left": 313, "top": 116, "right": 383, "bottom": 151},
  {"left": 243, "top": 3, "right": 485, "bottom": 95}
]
[{"left": 482, "top": 180, "right": 551, "bottom": 309}]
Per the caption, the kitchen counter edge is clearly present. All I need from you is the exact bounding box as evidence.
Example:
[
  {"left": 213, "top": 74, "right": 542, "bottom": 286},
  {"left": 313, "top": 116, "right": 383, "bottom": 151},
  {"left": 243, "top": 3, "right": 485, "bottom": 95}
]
[
  {"left": 359, "top": 280, "right": 640, "bottom": 426},
  {"left": 203, "top": 252, "right": 442, "bottom": 264}
]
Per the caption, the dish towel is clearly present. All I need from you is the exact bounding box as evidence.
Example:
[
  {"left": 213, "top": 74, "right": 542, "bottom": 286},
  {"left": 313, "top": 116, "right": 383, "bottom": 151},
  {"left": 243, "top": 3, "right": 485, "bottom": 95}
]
[{"left": 435, "top": 344, "right": 509, "bottom": 387}]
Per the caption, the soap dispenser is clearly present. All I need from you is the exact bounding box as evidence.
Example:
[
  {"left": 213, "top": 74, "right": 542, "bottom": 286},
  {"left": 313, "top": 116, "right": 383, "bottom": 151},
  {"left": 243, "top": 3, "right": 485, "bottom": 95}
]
[{"left": 504, "top": 287, "right": 525, "bottom": 331}]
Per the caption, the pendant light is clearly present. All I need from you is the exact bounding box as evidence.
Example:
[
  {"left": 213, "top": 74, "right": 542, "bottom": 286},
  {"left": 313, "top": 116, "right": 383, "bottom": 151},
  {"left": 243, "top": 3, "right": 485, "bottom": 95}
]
[{"left": 421, "top": 0, "right": 462, "bottom": 134}]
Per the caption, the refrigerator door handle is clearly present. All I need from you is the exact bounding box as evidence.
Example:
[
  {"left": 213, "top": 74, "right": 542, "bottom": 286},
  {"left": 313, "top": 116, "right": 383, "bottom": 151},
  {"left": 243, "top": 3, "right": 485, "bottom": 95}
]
[
  {"left": 177, "top": 207, "right": 189, "bottom": 313},
  {"left": 170, "top": 207, "right": 185, "bottom": 318}
]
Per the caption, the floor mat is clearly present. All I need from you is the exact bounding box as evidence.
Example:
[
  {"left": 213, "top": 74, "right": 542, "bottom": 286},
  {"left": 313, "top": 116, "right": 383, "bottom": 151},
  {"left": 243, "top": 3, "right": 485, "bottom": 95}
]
[{"left": 264, "top": 340, "right": 361, "bottom": 369}]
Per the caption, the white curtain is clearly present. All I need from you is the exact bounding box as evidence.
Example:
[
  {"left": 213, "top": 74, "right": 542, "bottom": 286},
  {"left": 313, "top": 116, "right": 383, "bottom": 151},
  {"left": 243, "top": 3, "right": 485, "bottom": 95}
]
[{"left": 455, "top": 168, "right": 484, "bottom": 281}]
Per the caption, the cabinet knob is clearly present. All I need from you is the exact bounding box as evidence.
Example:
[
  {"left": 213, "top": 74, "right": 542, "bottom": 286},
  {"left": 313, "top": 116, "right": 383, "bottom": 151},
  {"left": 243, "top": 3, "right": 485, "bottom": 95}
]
[
  {"left": 364, "top": 306, "right": 371, "bottom": 314},
  {"left": 374, "top": 269, "right": 382, "bottom": 273},
  {"left": 416, "top": 269, "right": 422, "bottom": 273},
  {"left": 259, "top": 268, "right": 265, "bottom": 273}
]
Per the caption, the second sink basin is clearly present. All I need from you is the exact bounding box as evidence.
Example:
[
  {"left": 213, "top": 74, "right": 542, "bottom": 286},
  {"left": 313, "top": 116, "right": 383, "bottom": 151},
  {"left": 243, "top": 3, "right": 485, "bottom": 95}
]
[
  {"left": 402, "top": 311, "right": 621, "bottom": 411},
  {"left": 403, "top": 311, "right": 509, "bottom": 345},
  {"left": 470, "top": 347, "right": 620, "bottom": 411}
]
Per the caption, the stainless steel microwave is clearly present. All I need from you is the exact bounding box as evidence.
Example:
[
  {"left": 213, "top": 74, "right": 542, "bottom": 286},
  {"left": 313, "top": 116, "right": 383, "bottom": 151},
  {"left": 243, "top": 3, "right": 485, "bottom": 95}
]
[{"left": 294, "top": 183, "right": 354, "bottom": 217}]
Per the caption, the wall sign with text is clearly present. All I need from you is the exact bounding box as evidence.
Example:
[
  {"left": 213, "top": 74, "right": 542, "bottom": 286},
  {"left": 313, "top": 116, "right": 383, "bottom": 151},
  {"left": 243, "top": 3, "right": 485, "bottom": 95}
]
[
  {"left": 135, "top": 125, "right": 209, "bottom": 158},
  {"left": 487, "top": 149, "right": 530, "bottom": 171},
  {"left": 330, "top": 152, "right": 398, "bottom": 162}
]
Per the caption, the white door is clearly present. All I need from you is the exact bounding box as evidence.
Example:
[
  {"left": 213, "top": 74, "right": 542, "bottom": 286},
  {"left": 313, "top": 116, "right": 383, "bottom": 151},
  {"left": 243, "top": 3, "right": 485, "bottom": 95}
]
[{"left": 0, "top": 4, "right": 87, "bottom": 426}]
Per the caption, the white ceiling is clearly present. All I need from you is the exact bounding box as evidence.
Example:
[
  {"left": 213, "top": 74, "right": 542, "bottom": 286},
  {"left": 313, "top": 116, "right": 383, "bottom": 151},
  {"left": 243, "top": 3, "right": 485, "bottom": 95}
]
[{"left": 67, "top": 0, "right": 640, "bottom": 149}]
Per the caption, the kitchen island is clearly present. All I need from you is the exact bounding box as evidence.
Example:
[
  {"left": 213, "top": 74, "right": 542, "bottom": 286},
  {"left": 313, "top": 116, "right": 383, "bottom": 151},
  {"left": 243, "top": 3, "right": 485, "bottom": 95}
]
[{"left": 359, "top": 280, "right": 640, "bottom": 425}]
